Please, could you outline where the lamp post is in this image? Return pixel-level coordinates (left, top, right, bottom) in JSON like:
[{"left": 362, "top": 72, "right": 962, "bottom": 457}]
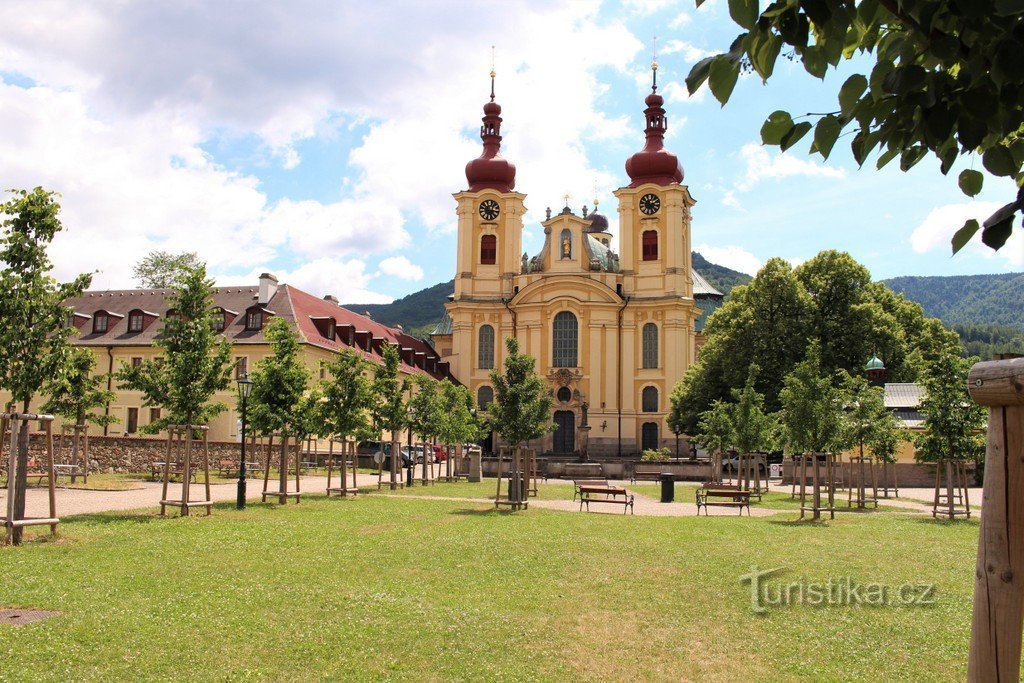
[
  {"left": 406, "top": 406, "right": 416, "bottom": 487},
  {"left": 236, "top": 375, "right": 253, "bottom": 510},
  {"left": 673, "top": 424, "right": 682, "bottom": 461}
]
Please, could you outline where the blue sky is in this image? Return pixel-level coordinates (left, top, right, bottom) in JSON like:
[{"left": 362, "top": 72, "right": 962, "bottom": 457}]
[{"left": 1, "top": 0, "right": 1020, "bottom": 304}]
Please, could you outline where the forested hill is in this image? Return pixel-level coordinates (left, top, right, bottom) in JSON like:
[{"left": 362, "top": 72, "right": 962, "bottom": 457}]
[
  {"left": 352, "top": 252, "right": 752, "bottom": 338},
  {"left": 883, "top": 272, "right": 1024, "bottom": 330}
]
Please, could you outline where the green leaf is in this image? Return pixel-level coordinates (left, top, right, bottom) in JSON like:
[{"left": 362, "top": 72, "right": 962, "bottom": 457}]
[
  {"left": 728, "top": 0, "right": 759, "bottom": 29},
  {"left": 983, "top": 146, "right": 1018, "bottom": 177},
  {"left": 982, "top": 216, "right": 1015, "bottom": 250},
  {"left": 882, "top": 65, "right": 926, "bottom": 95},
  {"left": 708, "top": 55, "right": 740, "bottom": 106},
  {"left": 951, "top": 219, "right": 980, "bottom": 254},
  {"left": 813, "top": 116, "right": 842, "bottom": 159},
  {"left": 761, "top": 110, "right": 794, "bottom": 146},
  {"left": 685, "top": 56, "right": 715, "bottom": 96},
  {"left": 750, "top": 31, "right": 783, "bottom": 81},
  {"left": 780, "top": 121, "right": 812, "bottom": 152},
  {"left": 875, "top": 147, "right": 899, "bottom": 169},
  {"left": 838, "top": 74, "right": 868, "bottom": 115},
  {"left": 958, "top": 169, "right": 984, "bottom": 197},
  {"left": 802, "top": 46, "right": 827, "bottom": 79}
]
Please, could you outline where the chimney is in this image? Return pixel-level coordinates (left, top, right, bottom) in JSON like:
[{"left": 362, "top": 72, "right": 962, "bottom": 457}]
[
  {"left": 323, "top": 294, "right": 339, "bottom": 304},
  {"left": 258, "top": 273, "right": 278, "bottom": 304}
]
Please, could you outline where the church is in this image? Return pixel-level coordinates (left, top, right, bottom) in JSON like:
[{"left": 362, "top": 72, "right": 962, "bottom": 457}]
[{"left": 431, "top": 64, "right": 723, "bottom": 457}]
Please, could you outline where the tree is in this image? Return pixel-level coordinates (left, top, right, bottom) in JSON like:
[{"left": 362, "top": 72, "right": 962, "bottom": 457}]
[
  {"left": 247, "top": 317, "right": 310, "bottom": 438},
  {"left": 914, "top": 348, "right": 987, "bottom": 464},
  {"left": 408, "top": 374, "right": 445, "bottom": 483},
  {"left": 841, "top": 374, "right": 906, "bottom": 461},
  {"left": 729, "top": 366, "right": 781, "bottom": 455},
  {"left": 42, "top": 348, "right": 118, "bottom": 481},
  {"left": 133, "top": 250, "right": 203, "bottom": 289},
  {"left": 315, "top": 348, "right": 373, "bottom": 444},
  {"left": 370, "top": 342, "right": 409, "bottom": 487},
  {"left": 0, "top": 187, "right": 92, "bottom": 544},
  {"left": 116, "top": 265, "right": 233, "bottom": 430},
  {"left": 779, "top": 344, "right": 849, "bottom": 454},
  {"left": 692, "top": 399, "right": 735, "bottom": 480},
  {"left": 687, "top": 0, "right": 1024, "bottom": 252},
  {"left": 488, "top": 337, "right": 553, "bottom": 449},
  {"left": 670, "top": 250, "right": 951, "bottom": 432}
]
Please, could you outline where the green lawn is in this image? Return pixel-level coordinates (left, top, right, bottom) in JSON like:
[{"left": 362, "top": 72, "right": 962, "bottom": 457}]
[{"left": 0, "top": 494, "right": 978, "bottom": 681}]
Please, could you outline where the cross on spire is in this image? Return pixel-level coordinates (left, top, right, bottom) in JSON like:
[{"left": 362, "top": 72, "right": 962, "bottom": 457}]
[
  {"left": 490, "top": 45, "right": 496, "bottom": 101},
  {"left": 651, "top": 35, "right": 659, "bottom": 92}
]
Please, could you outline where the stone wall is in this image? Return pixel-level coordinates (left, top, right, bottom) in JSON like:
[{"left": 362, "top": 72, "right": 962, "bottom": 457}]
[{"left": 2, "top": 433, "right": 244, "bottom": 473}]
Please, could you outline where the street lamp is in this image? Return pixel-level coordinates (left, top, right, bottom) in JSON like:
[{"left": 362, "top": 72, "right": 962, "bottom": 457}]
[
  {"left": 672, "top": 424, "right": 682, "bottom": 461},
  {"left": 406, "top": 405, "right": 416, "bottom": 487},
  {"left": 236, "top": 374, "right": 253, "bottom": 510}
]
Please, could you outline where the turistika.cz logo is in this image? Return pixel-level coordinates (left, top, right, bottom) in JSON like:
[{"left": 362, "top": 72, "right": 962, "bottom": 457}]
[{"left": 739, "top": 566, "right": 937, "bottom": 614}]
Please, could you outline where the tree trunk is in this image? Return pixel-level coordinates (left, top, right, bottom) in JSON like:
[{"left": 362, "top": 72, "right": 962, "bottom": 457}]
[{"left": 13, "top": 400, "right": 30, "bottom": 545}]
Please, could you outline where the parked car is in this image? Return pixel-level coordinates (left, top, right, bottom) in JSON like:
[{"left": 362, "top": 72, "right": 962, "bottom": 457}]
[{"left": 373, "top": 443, "right": 412, "bottom": 469}]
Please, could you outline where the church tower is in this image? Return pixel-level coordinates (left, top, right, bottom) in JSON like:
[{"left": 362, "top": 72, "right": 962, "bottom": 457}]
[
  {"left": 452, "top": 70, "right": 526, "bottom": 301},
  {"left": 446, "top": 71, "right": 526, "bottom": 392}
]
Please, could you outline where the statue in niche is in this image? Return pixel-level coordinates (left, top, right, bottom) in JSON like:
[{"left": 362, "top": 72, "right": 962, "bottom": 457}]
[{"left": 561, "top": 232, "right": 571, "bottom": 259}]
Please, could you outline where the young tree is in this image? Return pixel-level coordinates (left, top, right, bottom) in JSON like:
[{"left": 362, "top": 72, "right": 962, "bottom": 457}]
[
  {"left": 842, "top": 374, "right": 905, "bottom": 460},
  {"left": 779, "top": 344, "right": 849, "bottom": 454},
  {"left": 693, "top": 399, "right": 734, "bottom": 481},
  {"left": 687, "top": 0, "right": 1024, "bottom": 252},
  {"left": 315, "top": 348, "right": 372, "bottom": 445},
  {"left": 729, "top": 365, "right": 779, "bottom": 455},
  {"left": 370, "top": 342, "right": 409, "bottom": 489},
  {"left": 488, "top": 337, "right": 553, "bottom": 449},
  {"left": 133, "top": 250, "right": 202, "bottom": 289},
  {"left": 42, "top": 348, "right": 118, "bottom": 479},
  {"left": 408, "top": 375, "right": 444, "bottom": 484},
  {"left": 0, "top": 187, "right": 91, "bottom": 544},
  {"left": 914, "top": 349, "right": 987, "bottom": 464},
  {"left": 437, "top": 380, "right": 484, "bottom": 478},
  {"left": 117, "top": 265, "right": 233, "bottom": 430}
]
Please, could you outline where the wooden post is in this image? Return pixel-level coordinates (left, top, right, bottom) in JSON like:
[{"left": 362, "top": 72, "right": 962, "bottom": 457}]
[
  {"left": 4, "top": 416, "right": 15, "bottom": 544},
  {"left": 45, "top": 421, "right": 57, "bottom": 534},
  {"left": 967, "top": 357, "right": 1024, "bottom": 682}
]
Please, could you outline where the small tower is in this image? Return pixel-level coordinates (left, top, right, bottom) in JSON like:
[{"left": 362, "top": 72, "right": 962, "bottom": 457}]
[
  {"left": 865, "top": 354, "right": 886, "bottom": 386},
  {"left": 583, "top": 197, "right": 613, "bottom": 248}
]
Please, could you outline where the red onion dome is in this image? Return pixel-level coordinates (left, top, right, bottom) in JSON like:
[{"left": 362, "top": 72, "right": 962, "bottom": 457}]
[
  {"left": 465, "top": 79, "right": 516, "bottom": 193},
  {"left": 625, "top": 82, "right": 683, "bottom": 188}
]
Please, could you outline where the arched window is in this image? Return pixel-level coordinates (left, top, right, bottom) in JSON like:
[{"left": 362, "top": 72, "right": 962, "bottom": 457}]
[
  {"left": 642, "top": 230, "right": 658, "bottom": 261},
  {"left": 477, "top": 385, "right": 494, "bottom": 410},
  {"left": 93, "top": 311, "right": 109, "bottom": 334},
  {"left": 642, "top": 323, "right": 658, "bottom": 369},
  {"left": 642, "top": 386, "right": 659, "bottom": 412},
  {"left": 127, "top": 309, "right": 144, "bottom": 333},
  {"left": 478, "top": 325, "right": 494, "bottom": 369},
  {"left": 552, "top": 311, "right": 578, "bottom": 368},
  {"left": 641, "top": 422, "right": 659, "bottom": 451},
  {"left": 480, "top": 234, "right": 497, "bottom": 265}
]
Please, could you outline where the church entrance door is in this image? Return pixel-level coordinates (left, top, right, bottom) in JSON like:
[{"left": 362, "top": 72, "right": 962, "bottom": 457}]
[{"left": 553, "top": 411, "right": 575, "bottom": 454}]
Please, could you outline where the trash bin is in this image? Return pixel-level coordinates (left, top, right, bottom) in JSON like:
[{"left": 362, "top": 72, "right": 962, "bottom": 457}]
[{"left": 659, "top": 472, "right": 674, "bottom": 503}]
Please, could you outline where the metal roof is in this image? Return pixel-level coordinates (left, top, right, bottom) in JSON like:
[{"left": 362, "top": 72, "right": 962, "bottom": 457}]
[{"left": 884, "top": 383, "right": 925, "bottom": 409}]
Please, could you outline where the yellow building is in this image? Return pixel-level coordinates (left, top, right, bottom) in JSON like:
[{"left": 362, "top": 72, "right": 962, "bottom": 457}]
[
  {"left": 2, "top": 273, "right": 452, "bottom": 442},
  {"left": 432, "top": 70, "right": 722, "bottom": 457}
]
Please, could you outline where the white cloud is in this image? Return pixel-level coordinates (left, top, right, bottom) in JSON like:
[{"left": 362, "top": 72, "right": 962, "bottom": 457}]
[
  {"left": 662, "top": 81, "right": 707, "bottom": 105},
  {"left": 910, "top": 201, "right": 1023, "bottom": 268},
  {"left": 622, "top": 0, "right": 674, "bottom": 15},
  {"left": 720, "top": 190, "right": 743, "bottom": 211},
  {"left": 378, "top": 256, "right": 424, "bottom": 281},
  {"left": 668, "top": 12, "right": 693, "bottom": 28},
  {"left": 695, "top": 243, "right": 762, "bottom": 276},
  {"left": 216, "top": 258, "right": 393, "bottom": 304},
  {"left": 660, "top": 40, "right": 713, "bottom": 62},
  {"left": 736, "top": 143, "right": 846, "bottom": 192}
]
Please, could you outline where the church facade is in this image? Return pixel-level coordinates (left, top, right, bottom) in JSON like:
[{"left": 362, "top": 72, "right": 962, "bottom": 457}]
[{"left": 432, "top": 68, "right": 721, "bottom": 457}]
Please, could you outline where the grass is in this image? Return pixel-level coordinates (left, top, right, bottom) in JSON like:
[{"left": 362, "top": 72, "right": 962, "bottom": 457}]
[{"left": 0, "top": 491, "right": 979, "bottom": 681}]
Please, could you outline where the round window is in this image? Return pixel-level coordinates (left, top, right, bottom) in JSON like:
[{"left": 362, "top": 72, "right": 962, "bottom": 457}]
[{"left": 557, "top": 387, "right": 572, "bottom": 403}]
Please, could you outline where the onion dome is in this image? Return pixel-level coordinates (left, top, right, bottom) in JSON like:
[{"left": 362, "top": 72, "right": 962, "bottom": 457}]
[
  {"left": 465, "top": 70, "right": 516, "bottom": 193},
  {"left": 584, "top": 197, "right": 610, "bottom": 234},
  {"left": 625, "top": 61, "right": 684, "bottom": 188},
  {"left": 865, "top": 355, "right": 885, "bottom": 371}
]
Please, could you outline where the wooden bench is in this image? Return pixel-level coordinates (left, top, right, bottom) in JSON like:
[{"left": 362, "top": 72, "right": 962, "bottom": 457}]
[
  {"left": 630, "top": 467, "right": 665, "bottom": 484},
  {"left": 576, "top": 480, "right": 635, "bottom": 515},
  {"left": 696, "top": 485, "right": 751, "bottom": 516},
  {"left": 573, "top": 479, "right": 609, "bottom": 501},
  {"left": 150, "top": 461, "right": 198, "bottom": 482}
]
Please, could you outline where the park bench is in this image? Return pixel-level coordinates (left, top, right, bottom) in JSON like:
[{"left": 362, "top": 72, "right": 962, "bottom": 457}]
[
  {"left": 575, "top": 479, "right": 635, "bottom": 515},
  {"left": 630, "top": 466, "right": 665, "bottom": 484},
  {"left": 695, "top": 484, "right": 751, "bottom": 516},
  {"left": 150, "top": 460, "right": 197, "bottom": 482}
]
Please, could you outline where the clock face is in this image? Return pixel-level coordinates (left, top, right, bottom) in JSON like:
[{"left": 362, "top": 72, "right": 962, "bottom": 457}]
[
  {"left": 639, "top": 193, "right": 661, "bottom": 215},
  {"left": 479, "top": 199, "right": 500, "bottom": 221}
]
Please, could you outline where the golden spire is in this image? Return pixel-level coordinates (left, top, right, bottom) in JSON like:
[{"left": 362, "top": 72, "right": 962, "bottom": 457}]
[
  {"left": 651, "top": 36, "right": 659, "bottom": 92},
  {"left": 490, "top": 45, "right": 496, "bottom": 101}
]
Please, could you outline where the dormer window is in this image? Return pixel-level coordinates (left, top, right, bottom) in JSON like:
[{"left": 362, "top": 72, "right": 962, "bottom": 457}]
[
  {"left": 211, "top": 308, "right": 226, "bottom": 332},
  {"left": 246, "top": 310, "right": 263, "bottom": 331},
  {"left": 127, "top": 310, "right": 144, "bottom": 333},
  {"left": 327, "top": 319, "right": 336, "bottom": 340},
  {"left": 93, "top": 311, "right": 109, "bottom": 334}
]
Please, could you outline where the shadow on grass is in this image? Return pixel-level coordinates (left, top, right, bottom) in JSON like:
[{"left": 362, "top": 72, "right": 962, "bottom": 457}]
[
  {"left": 767, "top": 517, "right": 833, "bottom": 527},
  {"left": 63, "top": 511, "right": 158, "bottom": 525},
  {"left": 913, "top": 516, "right": 978, "bottom": 527},
  {"left": 448, "top": 507, "right": 518, "bottom": 517}
]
